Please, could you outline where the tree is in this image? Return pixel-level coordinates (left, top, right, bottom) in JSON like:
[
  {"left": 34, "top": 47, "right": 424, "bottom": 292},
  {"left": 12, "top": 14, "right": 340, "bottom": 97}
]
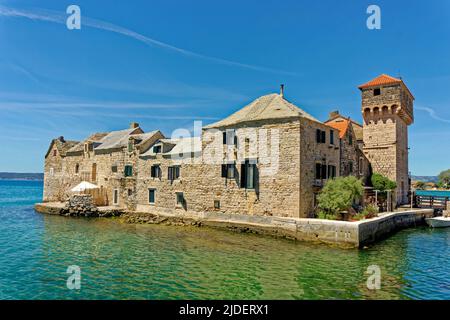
[
  {"left": 317, "top": 176, "right": 364, "bottom": 218},
  {"left": 438, "top": 169, "right": 450, "bottom": 189},
  {"left": 415, "top": 181, "right": 426, "bottom": 190},
  {"left": 371, "top": 173, "right": 397, "bottom": 192}
]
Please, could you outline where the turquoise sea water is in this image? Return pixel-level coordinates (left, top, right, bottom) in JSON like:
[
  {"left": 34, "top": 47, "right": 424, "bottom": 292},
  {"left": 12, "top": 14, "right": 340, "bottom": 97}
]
[
  {"left": 0, "top": 180, "right": 449, "bottom": 300},
  {"left": 416, "top": 190, "right": 450, "bottom": 197}
]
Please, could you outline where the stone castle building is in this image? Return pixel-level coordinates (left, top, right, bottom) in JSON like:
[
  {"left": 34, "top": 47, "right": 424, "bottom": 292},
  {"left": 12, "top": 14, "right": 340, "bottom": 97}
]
[{"left": 42, "top": 74, "right": 414, "bottom": 218}]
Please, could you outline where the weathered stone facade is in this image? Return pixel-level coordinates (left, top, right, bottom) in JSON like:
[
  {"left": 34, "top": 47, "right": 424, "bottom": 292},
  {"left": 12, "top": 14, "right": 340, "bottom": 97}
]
[
  {"left": 41, "top": 75, "right": 413, "bottom": 218},
  {"left": 359, "top": 75, "right": 414, "bottom": 205}
]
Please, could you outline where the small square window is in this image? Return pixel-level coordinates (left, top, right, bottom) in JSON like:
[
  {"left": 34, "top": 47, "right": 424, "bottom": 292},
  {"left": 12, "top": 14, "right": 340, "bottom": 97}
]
[
  {"left": 176, "top": 192, "right": 185, "bottom": 206},
  {"left": 374, "top": 88, "right": 381, "bottom": 96},
  {"left": 111, "top": 165, "right": 118, "bottom": 173},
  {"left": 214, "top": 200, "right": 220, "bottom": 209},
  {"left": 128, "top": 189, "right": 133, "bottom": 196},
  {"left": 153, "top": 145, "right": 162, "bottom": 154}
]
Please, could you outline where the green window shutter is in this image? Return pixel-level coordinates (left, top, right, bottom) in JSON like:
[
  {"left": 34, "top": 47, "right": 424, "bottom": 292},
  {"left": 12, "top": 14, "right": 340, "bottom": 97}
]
[{"left": 125, "top": 165, "right": 132, "bottom": 177}]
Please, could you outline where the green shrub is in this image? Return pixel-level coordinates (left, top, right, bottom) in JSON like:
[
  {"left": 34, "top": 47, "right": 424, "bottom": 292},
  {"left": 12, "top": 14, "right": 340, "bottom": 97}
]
[
  {"left": 317, "top": 211, "right": 339, "bottom": 220},
  {"left": 371, "top": 173, "right": 397, "bottom": 192},
  {"left": 361, "top": 204, "right": 379, "bottom": 219},
  {"left": 317, "top": 176, "right": 364, "bottom": 219}
]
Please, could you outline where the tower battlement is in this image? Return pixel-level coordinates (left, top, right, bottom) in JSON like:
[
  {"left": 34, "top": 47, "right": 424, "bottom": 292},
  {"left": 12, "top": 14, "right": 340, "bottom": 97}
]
[{"left": 359, "top": 74, "right": 414, "bottom": 205}]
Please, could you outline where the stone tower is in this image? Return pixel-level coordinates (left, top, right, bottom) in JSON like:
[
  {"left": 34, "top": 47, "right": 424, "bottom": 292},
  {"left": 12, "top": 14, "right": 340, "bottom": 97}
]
[{"left": 359, "top": 74, "right": 414, "bottom": 205}]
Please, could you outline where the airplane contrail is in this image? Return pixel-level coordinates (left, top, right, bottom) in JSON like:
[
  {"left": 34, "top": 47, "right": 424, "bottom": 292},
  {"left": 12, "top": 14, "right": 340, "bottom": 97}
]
[
  {"left": 416, "top": 106, "right": 450, "bottom": 124},
  {"left": 0, "top": 5, "right": 298, "bottom": 76}
]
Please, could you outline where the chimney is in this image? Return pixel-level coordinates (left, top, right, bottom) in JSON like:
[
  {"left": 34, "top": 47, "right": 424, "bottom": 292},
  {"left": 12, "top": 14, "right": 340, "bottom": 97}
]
[
  {"left": 58, "top": 136, "right": 65, "bottom": 143},
  {"left": 130, "top": 122, "right": 139, "bottom": 129},
  {"left": 329, "top": 110, "right": 340, "bottom": 119},
  {"left": 280, "top": 84, "right": 285, "bottom": 97}
]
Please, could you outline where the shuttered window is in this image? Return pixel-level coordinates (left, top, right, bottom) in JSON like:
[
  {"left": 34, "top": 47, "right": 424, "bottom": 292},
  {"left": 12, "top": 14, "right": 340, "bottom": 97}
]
[
  {"left": 176, "top": 192, "right": 185, "bottom": 206},
  {"left": 223, "top": 130, "right": 237, "bottom": 145},
  {"left": 327, "top": 165, "right": 336, "bottom": 179},
  {"left": 240, "top": 160, "right": 257, "bottom": 189},
  {"left": 168, "top": 166, "right": 180, "bottom": 180},
  {"left": 316, "top": 129, "right": 327, "bottom": 144},
  {"left": 321, "top": 164, "right": 327, "bottom": 180},
  {"left": 221, "top": 163, "right": 235, "bottom": 179},
  {"left": 124, "top": 165, "right": 133, "bottom": 177},
  {"left": 151, "top": 165, "right": 161, "bottom": 178},
  {"left": 315, "top": 163, "right": 322, "bottom": 179}
]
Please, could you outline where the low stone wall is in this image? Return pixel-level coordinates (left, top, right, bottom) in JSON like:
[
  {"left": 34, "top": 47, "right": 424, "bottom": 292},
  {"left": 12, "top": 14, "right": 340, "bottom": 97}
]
[
  {"left": 357, "top": 209, "right": 434, "bottom": 246},
  {"left": 35, "top": 202, "right": 433, "bottom": 248},
  {"left": 34, "top": 201, "right": 123, "bottom": 218},
  {"left": 123, "top": 208, "right": 434, "bottom": 248},
  {"left": 61, "top": 195, "right": 98, "bottom": 217}
]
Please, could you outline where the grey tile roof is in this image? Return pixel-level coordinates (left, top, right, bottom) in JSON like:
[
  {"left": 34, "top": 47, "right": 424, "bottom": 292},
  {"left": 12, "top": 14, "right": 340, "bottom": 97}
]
[
  {"left": 95, "top": 128, "right": 141, "bottom": 151},
  {"left": 67, "top": 132, "right": 109, "bottom": 153},
  {"left": 204, "top": 93, "right": 319, "bottom": 129}
]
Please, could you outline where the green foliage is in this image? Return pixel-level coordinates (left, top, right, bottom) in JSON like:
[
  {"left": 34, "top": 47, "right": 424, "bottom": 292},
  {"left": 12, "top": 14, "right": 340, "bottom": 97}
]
[
  {"left": 317, "top": 211, "right": 339, "bottom": 220},
  {"left": 361, "top": 204, "right": 379, "bottom": 218},
  {"left": 438, "top": 169, "right": 450, "bottom": 189},
  {"left": 415, "top": 181, "right": 426, "bottom": 190},
  {"left": 317, "top": 176, "right": 364, "bottom": 217},
  {"left": 371, "top": 173, "right": 397, "bottom": 192}
]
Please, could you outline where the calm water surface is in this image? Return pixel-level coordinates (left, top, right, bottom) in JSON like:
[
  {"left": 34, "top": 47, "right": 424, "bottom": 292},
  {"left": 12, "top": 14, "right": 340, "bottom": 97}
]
[{"left": 0, "top": 180, "right": 449, "bottom": 300}]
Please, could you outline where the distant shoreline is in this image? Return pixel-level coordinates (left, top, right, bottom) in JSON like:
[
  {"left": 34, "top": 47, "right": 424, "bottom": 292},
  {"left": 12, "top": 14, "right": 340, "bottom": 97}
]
[
  {"left": 0, "top": 173, "right": 44, "bottom": 181},
  {"left": 0, "top": 178, "right": 43, "bottom": 181}
]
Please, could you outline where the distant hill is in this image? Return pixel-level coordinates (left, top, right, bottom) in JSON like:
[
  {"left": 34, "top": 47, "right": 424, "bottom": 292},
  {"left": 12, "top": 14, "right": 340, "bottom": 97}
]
[
  {"left": 0, "top": 172, "right": 44, "bottom": 181},
  {"left": 411, "top": 176, "right": 439, "bottom": 183}
]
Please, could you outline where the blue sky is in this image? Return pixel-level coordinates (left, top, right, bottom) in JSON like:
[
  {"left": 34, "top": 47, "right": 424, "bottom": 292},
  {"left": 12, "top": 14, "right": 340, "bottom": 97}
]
[{"left": 0, "top": 0, "right": 449, "bottom": 175}]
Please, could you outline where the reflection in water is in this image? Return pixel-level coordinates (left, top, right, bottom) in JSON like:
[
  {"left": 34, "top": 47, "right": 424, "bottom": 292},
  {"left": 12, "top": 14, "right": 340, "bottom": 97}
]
[{"left": 0, "top": 180, "right": 449, "bottom": 299}]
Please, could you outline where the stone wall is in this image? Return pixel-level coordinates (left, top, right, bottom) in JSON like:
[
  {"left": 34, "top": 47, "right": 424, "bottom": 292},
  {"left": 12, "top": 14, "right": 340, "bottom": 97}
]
[
  {"left": 43, "top": 143, "right": 67, "bottom": 202},
  {"left": 136, "top": 119, "right": 304, "bottom": 218},
  {"left": 299, "top": 118, "right": 340, "bottom": 217},
  {"left": 361, "top": 83, "right": 413, "bottom": 205},
  {"left": 61, "top": 194, "right": 98, "bottom": 217}
]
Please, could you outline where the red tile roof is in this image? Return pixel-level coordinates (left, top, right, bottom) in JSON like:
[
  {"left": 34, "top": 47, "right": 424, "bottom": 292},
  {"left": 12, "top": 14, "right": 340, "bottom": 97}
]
[
  {"left": 358, "top": 74, "right": 402, "bottom": 89},
  {"left": 326, "top": 119, "right": 350, "bottom": 139}
]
